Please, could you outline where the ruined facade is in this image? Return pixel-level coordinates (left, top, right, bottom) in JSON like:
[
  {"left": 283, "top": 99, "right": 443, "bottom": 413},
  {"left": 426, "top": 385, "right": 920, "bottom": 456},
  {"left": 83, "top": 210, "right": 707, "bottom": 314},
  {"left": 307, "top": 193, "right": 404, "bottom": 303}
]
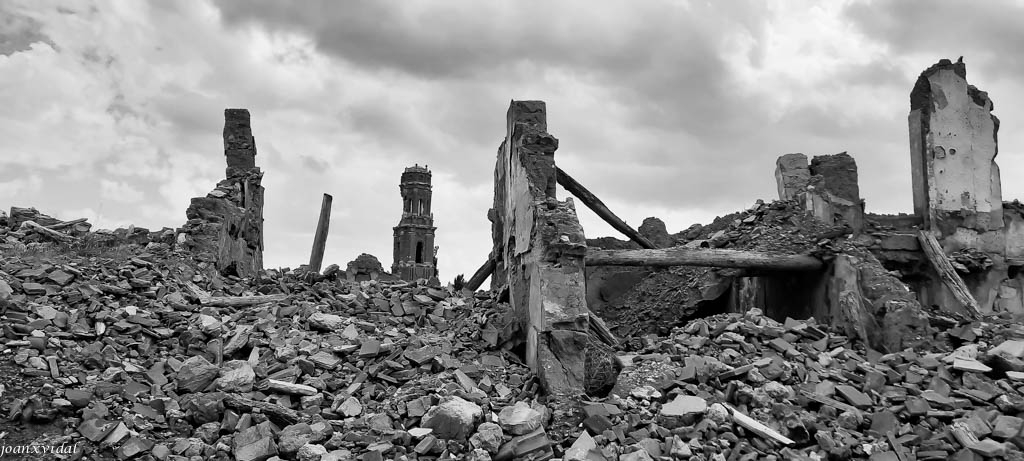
[
  {"left": 830, "top": 59, "right": 1024, "bottom": 316},
  {"left": 177, "top": 109, "right": 264, "bottom": 278},
  {"left": 392, "top": 165, "right": 437, "bottom": 281},
  {"left": 772, "top": 59, "right": 1024, "bottom": 321}
]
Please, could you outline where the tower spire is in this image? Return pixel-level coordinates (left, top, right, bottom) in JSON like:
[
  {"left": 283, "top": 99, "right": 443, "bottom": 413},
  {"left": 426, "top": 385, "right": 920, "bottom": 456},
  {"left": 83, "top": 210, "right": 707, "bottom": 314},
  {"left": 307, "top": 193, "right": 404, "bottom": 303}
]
[{"left": 392, "top": 165, "right": 437, "bottom": 280}]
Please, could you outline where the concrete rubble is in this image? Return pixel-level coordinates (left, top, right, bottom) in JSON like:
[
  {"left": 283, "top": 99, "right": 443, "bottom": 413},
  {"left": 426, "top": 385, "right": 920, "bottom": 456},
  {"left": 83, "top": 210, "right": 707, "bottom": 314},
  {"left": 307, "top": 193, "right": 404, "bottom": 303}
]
[{"left": 3, "top": 57, "right": 1024, "bottom": 461}]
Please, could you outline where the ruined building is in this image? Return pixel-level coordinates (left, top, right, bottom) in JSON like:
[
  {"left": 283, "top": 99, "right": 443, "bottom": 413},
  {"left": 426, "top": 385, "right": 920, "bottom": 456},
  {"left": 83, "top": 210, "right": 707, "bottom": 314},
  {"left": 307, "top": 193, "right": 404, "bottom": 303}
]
[
  {"left": 478, "top": 58, "right": 1024, "bottom": 406},
  {"left": 177, "top": 109, "right": 265, "bottom": 277},
  {"left": 392, "top": 165, "right": 437, "bottom": 281},
  {"left": 774, "top": 59, "right": 1024, "bottom": 319}
]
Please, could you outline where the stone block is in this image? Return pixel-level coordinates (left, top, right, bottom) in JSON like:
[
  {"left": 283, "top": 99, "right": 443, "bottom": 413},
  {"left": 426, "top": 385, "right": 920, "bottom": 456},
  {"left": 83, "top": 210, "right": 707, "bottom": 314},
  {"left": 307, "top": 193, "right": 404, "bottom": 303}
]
[{"left": 775, "top": 153, "right": 810, "bottom": 200}]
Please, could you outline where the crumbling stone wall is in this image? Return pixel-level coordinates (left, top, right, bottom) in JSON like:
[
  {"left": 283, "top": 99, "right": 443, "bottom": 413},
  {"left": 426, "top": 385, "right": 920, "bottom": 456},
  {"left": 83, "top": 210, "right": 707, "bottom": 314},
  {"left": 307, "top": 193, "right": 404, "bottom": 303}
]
[
  {"left": 488, "top": 101, "right": 591, "bottom": 397},
  {"left": 347, "top": 253, "right": 395, "bottom": 282},
  {"left": 177, "top": 109, "right": 264, "bottom": 278},
  {"left": 774, "top": 152, "right": 864, "bottom": 233},
  {"left": 830, "top": 251, "right": 931, "bottom": 352},
  {"left": 775, "top": 153, "right": 810, "bottom": 201},
  {"left": 773, "top": 155, "right": 930, "bottom": 351}
]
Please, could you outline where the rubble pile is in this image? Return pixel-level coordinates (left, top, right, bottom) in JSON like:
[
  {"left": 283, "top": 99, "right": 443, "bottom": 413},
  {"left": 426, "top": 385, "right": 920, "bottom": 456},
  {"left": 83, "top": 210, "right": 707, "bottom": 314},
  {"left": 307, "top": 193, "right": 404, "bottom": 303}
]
[
  {"left": 591, "top": 200, "right": 848, "bottom": 337},
  {"left": 0, "top": 207, "right": 175, "bottom": 256},
  {"left": 0, "top": 225, "right": 567, "bottom": 461},
  {"left": 580, "top": 307, "right": 1024, "bottom": 460}
]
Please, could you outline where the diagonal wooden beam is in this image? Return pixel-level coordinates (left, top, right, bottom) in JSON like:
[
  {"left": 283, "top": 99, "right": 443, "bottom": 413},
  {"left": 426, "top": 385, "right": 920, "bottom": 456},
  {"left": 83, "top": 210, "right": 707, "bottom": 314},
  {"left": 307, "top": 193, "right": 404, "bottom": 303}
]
[
  {"left": 465, "top": 258, "right": 496, "bottom": 291},
  {"left": 917, "top": 230, "right": 982, "bottom": 319},
  {"left": 555, "top": 166, "right": 657, "bottom": 249}
]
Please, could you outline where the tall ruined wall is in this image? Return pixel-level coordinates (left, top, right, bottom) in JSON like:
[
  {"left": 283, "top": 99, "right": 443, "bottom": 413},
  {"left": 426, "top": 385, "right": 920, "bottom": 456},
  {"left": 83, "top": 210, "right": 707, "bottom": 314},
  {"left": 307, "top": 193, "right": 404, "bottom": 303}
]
[
  {"left": 904, "top": 59, "right": 1024, "bottom": 315},
  {"left": 488, "top": 101, "right": 591, "bottom": 397},
  {"left": 177, "top": 109, "right": 264, "bottom": 278},
  {"left": 910, "top": 58, "right": 1002, "bottom": 240}
]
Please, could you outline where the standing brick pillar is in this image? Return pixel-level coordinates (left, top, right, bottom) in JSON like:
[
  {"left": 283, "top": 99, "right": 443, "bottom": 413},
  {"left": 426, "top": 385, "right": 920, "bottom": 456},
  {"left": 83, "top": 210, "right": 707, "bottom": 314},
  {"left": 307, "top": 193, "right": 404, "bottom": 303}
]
[
  {"left": 224, "top": 109, "right": 257, "bottom": 177},
  {"left": 179, "top": 109, "right": 265, "bottom": 278}
]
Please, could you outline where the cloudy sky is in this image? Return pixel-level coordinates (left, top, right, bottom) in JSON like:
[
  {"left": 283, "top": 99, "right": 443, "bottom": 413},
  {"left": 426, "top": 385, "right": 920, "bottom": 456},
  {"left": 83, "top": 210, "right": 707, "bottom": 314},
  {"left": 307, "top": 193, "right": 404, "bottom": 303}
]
[{"left": 3, "top": 1, "right": 1024, "bottom": 279}]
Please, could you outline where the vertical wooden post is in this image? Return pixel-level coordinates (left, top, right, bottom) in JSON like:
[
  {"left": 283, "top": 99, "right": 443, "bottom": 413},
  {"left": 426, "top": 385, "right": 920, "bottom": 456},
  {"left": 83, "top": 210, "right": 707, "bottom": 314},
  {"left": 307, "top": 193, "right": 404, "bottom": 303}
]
[{"left": 309, "top": 193, "right": 333, "bottom": 273}]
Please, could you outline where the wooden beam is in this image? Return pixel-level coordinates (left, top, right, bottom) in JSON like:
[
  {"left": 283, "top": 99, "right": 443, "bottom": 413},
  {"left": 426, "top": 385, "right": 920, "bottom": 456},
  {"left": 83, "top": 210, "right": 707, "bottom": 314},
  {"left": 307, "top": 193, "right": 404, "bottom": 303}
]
[
  {"left": 589, "top": 313, "right": 618, "bottom": 347},
  {"left": 917, "top": 230, "right": 983, "bottom": 319},
  {"left": 182, "top": 280, "right": 288, "bottom": 307},
  {"left": 201, "top": 293, "right": 289, "bottom": 308},
  {"left": 465, "top": 258, "right": 496, "bottom": 291},
  {"left": 555, "top": 167, "right": 657, "bottom": 249},
  {"left": 308, "top": 193, "right": 333, "bottom": 273},
  {"left": 19, "top": 220, "right": 77, "bottom": 243},
  {"left": 585, "top": 247, "right": 824, "bottom": 271},
  {"left": 223, "top": 394, "right": 302, "bottom": 426},
  {"left": 46, "top": 218, "right": 88, "bottom": 230},
  {"left": 723, "top": 403, "right": 794, "bottom": 445}
]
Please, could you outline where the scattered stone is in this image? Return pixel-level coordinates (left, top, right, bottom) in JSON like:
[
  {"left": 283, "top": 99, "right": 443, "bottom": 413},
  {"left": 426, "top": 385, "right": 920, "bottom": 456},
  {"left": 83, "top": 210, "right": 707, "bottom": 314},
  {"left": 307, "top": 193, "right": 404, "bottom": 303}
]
[
  {"left": 215, "top": 360, "right": 255, "bottom": 392},
  {"left": 658, "top": 395, "right": 707, "bottom": 428},
  {"left": 176, "top": 356, "right": 219, "bottom": 393},
  {"left": 421, "top": 396, "right": 483, "bottom": 440},
  {"left": 470, "top": 422, "right": 504, "bottom": 454},
  {"left": 498, "top": 401, "right": 544, "bottom": 435}
]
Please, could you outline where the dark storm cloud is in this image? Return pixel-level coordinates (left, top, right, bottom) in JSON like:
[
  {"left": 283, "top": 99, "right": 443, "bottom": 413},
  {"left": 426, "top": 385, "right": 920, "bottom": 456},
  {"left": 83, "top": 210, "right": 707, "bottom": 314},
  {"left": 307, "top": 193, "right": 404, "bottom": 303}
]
[
  {"left": 843, "top": 0, "right": 1024, "bottom": 79},
  {"left": 210, "top": 0, "right": 946, "bottom": 221},
  {"left": 215, "top": 0, "right": 768, "bottom": 141},
  {"left": 216, "top": 1, "right": 739, "bottom": 79},
  {"left": 214, "top": 0, "right": 784, "bottom": 214},
  {"left": 0, "top": 6, "right": 54, "bottom": 56}
]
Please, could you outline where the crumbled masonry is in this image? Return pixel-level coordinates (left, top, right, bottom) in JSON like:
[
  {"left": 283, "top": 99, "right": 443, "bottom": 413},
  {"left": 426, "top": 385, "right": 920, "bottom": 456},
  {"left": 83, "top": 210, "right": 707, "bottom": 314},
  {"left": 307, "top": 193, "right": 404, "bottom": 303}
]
[
  {"left": 5, "top": 58, "right": 1024, "bottom": 461},
  {"left": 178, "top": 109, "right": 265, "bottom": 279}
]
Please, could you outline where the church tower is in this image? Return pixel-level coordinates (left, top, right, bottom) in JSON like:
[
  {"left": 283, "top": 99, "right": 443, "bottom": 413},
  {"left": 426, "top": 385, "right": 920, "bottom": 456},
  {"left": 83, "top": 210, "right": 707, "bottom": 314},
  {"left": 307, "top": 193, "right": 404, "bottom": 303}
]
[{"left": 392, "top": 165, "right": 437, "bottom": 280}]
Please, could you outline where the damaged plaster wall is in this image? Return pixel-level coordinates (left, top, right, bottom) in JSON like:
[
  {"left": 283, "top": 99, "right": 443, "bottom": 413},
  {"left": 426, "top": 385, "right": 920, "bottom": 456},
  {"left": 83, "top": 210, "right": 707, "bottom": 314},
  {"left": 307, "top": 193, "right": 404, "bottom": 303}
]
[
  {"left": 177, "top": 109, "right": 265, "bottom": 278},
  {"left": 910, "top": 58, "right": 1002, "bottom": 239}
]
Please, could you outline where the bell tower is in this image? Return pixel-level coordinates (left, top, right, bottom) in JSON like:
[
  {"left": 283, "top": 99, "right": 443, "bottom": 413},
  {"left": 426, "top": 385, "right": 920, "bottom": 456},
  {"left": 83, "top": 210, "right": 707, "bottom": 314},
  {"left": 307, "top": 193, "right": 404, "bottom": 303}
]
[{"left": 392, "top": 165, "right": 437, "bottom": 280}]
